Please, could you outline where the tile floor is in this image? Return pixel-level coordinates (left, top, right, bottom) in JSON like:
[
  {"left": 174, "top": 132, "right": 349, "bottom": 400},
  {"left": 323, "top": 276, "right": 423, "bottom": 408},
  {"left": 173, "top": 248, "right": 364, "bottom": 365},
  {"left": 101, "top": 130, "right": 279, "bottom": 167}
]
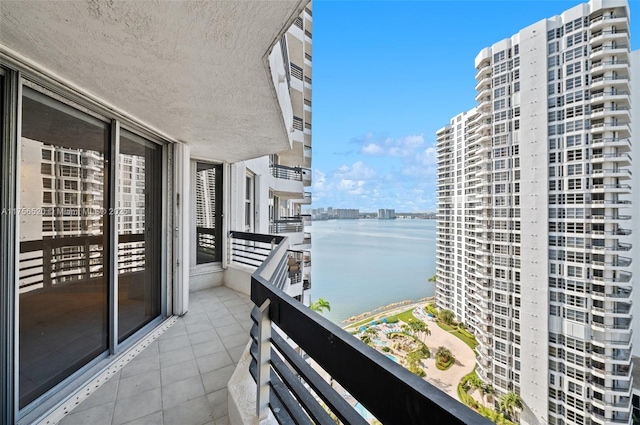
[{"left": 59, "top": 286, "right": 254, "bottom": 425}]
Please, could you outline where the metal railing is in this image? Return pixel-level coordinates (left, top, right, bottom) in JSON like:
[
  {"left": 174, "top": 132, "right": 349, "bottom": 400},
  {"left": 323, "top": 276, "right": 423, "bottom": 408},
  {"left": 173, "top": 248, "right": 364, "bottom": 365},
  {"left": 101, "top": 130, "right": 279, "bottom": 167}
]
[
  {"left": 270, "top": 218, "right": 304, "bottom": 234},
  {"left": 248, "top": 234, "right": 492, "bottom": 424},
  {"left": 294, "top": 17, "right": 303, "bottom": 30},
  {"left": 270, "top": 163, "right": 302, "bottom": 181},
  {"left": 290, "top": 62, "right": 303, "bottom": 81},
  {"left": 197, "top": 226, "right": 220, "bottom": 262},
  {"left": 229, "top": 231, "right": 285, "bottom": 270},
  {"left": 287, "top": 250, "right": 303, "bottom": 285}
]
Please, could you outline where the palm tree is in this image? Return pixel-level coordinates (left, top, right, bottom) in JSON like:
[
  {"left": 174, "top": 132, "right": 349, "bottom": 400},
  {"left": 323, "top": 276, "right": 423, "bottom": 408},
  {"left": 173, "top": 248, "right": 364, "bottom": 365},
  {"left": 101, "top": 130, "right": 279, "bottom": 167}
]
[
  {"left": 310, "top": 298, "right": 331, "bottom": 314},
  {"left": 360, "top": 334, "right": 372, "bottom": 346},
  {"left": 466, "top": 374, "right": 483, "bottom": 392},
  {"left": 499, "top": 391, "right": 523, "bottom": 420},
  {"left": 428, "top": 274, "right": 437, "bottom": 283},
  {"left": 408, "top": 320, "right": 431, "bottom": 343},
  {"left": 438, "top": 309, "right": 455, "bottom": 326},
  {"left": 436, "top": 346, "right": 452, "bottom": 362},
  {"left": 365, "top": 327, "right": 378, "bottom": 337},
  {"left": 480, "top": 384, "right": 495, "bottom": 406}
]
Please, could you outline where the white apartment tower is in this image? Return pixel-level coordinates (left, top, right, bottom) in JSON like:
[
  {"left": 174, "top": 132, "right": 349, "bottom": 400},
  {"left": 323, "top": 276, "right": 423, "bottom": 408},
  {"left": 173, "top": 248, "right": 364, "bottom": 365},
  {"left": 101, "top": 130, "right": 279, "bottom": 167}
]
[{"left": 436, "top": 1, "right": 634, "bottom": 424}]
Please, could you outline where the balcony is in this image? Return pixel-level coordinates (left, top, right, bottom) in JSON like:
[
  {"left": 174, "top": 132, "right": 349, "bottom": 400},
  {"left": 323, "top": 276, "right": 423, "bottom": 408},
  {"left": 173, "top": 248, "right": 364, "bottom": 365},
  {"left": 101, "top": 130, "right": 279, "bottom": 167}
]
[
  {"left": 589, "top": 13, "right": 628, "bottom": 31},
  {"left": 590, "top": 29, "right": 628, "bottom": 44},
  {"left": 590, "top": 59, "right": 628, "bottom": 74},
  {"left": 270, "top": 164, "right": 302, "bottom": 181},
  {"left": 246, "top": 234, "right": 492, "bottom": 425},
  {"left": 270, "top": 217, "right": 304, "bottom": 234},
  {"left": 590, "top": 44, "right": 629, "bottom": 61},
  {"left": 58, "top": 284, "right": 255, "bottom": 425}
]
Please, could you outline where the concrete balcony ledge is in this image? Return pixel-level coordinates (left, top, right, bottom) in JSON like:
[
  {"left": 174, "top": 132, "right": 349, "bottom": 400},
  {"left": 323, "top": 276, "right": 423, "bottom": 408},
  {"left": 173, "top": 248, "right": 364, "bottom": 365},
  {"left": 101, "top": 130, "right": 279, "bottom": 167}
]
[
  {"left": 57, "top": 286, "right": 254, "bottom": 425},
  {"left": 227, "top": 345, "right": 277, "bottom": 425}
]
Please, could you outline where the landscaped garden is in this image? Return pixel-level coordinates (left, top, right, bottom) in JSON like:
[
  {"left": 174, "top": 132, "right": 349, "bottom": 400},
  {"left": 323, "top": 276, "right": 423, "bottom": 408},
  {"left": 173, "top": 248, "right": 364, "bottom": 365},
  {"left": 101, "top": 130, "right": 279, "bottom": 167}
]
[
  {"left": 347, "top": 303, "right": 526, "bottom": 424},
  {"left": 458, "top": 369, "right": 521, "bottom": 424},
  {"left": 352, "top": 304, "right": 478, "bottom": 383}
]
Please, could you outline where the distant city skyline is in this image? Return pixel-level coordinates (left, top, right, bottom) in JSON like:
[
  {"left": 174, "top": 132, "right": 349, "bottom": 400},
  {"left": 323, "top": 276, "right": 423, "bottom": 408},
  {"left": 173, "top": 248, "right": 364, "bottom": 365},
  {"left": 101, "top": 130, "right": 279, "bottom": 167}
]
[{"left": 312, "top": 0, "right": 640, "bottom": 211}]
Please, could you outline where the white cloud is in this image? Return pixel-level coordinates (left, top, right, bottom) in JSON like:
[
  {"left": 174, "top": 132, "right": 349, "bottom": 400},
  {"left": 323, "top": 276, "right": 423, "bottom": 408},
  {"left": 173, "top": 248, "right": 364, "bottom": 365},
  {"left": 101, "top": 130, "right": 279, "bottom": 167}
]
[
  {"left": 335, "top": 161, "right": 377, "bottom": 180},
  {"left": 357, "top": 134, "right": 425, "bottom": 158},
  {"left": 311, "top": 133, "right": 439, "bottom": 211},
  {"left": 337, "top": 179, "right": 365, "bottom": 194},
  {"left": 361, "top": 143, "right": 384, "bottom": 155},
  {"left": 415, "top": 146, "right": 437, "bottom": 166},
  {"left": 313, "top": 169, "right": 330, "bottom": 192}
]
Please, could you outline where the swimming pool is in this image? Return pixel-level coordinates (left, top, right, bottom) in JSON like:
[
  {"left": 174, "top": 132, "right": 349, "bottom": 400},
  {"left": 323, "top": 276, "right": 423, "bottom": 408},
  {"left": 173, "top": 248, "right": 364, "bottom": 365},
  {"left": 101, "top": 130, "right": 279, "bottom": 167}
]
[
  {"left": 385, "top": 354, "right": 399, "bottom": 363},
  {"left": 354, "top": 402, "right": 376, "bottom": 420},
  {"left": 372, "top": 338, "right": 388, "bottom": 347}
]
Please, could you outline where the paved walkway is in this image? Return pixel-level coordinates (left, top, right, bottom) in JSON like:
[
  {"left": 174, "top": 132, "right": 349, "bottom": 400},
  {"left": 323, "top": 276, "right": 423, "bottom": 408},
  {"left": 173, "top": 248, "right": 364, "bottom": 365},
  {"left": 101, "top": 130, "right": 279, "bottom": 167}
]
[
  {"left": 419, "top": 319, "right": 475, "bottom": 401},
  {"left": 59, "top": 286, "right": 253, "bottom": 425}
]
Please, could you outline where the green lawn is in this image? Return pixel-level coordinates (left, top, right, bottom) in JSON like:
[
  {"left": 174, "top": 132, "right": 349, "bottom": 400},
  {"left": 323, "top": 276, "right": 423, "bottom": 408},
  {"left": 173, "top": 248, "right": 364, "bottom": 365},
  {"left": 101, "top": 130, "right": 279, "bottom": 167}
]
[
  {"left": 385, "top": 308, "right": 418, "bottom": 324},
  {"left": 436, "top": 322, "right": 478, "bottom": 350}
]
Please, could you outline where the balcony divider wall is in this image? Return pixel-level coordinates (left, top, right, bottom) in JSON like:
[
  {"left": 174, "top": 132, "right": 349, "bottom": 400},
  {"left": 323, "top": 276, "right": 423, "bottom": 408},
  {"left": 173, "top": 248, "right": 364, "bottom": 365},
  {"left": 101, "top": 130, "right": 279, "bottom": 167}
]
[{"left": 0, "top": 64, "right": 171, "bottom": 423}]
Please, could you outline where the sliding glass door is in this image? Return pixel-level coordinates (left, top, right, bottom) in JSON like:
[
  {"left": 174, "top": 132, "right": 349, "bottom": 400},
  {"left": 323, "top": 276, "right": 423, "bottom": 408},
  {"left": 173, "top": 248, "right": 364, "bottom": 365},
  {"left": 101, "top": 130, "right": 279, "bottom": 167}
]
[
  {"left": 15, "top": 83, "right": 166, "bottom": 409},
  {"left": 19, "top": 86, "right": 109, "bottom": 407},
  {"left": 117, "top": 130, "right": 162, "bottom": 341}
]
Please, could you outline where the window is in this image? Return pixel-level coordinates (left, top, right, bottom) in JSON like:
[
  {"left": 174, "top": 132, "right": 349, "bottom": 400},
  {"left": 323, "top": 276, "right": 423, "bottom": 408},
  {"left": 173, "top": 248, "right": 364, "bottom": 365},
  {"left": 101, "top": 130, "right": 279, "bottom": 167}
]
[
  {"left": 195, "top": 162, "right": 223, "bottom": 264},
  {"left": 245, "top": 173, "right": 255, "bottom": 231}
]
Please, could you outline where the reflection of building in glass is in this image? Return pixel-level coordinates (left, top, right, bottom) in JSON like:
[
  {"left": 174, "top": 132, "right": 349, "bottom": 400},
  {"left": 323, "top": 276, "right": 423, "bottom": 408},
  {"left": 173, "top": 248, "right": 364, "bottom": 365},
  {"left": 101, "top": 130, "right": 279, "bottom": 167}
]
[
  {"left": 20, "top": 138, "right": 150, "bottom": 293},
  {"left": 20, "top": 139, "right": 106, "bottom": 292},
  {"left": 117, "top": 154, "right": 146, "bottom": 234},
  {"left": 195, "top": 167, "right": 218, "bottom": 229}
]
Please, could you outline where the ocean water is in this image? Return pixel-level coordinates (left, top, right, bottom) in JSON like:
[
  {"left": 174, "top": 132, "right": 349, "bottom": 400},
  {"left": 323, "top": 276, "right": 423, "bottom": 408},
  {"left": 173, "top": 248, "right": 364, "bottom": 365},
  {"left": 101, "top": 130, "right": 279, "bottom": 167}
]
[{"left": 310, "top": 219, "right": 436, "bottom": 323}]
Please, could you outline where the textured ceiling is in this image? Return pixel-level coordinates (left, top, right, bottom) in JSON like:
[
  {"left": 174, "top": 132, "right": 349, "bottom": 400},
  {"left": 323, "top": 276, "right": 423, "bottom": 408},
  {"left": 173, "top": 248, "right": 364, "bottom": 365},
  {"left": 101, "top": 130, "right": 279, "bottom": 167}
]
[{"left": 1, "top": 0, "right": 303, "bottom": 162}]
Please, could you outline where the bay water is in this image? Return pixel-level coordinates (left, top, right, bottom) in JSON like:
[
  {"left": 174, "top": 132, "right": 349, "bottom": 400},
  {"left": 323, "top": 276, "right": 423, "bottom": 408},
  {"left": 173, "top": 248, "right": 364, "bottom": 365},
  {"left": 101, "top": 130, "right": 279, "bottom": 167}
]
[{"left": 309, "top": 219, "right": 436, "bottom": 323}]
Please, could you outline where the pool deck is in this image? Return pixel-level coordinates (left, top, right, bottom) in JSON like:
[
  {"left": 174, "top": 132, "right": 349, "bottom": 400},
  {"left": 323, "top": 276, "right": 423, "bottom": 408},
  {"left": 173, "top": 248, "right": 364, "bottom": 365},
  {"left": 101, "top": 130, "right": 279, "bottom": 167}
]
[{"left": 347, "top": 303, "right": 476, "bottom": 402}]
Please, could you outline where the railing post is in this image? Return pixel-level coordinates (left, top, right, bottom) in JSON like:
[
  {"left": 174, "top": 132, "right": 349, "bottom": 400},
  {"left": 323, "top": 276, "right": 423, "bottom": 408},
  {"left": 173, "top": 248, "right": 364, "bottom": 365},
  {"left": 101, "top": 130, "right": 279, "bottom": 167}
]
[
  {"left": 227, "top": 231, "right": 232, "bottom": 265},
  {"left": 256, "top": 299, "right": 271, "bottom": 420}
]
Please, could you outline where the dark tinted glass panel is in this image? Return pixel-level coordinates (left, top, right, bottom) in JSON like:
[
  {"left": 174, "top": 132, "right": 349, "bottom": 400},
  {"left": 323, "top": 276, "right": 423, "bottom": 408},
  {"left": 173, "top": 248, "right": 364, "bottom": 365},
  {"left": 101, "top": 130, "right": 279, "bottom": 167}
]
[
  {"left": 195, "top": 163, "right": 222, "bottom": 264},
  {"left": 19, "top": 86, "right": 108, "bottom": 408},
  {"left": 117, "top": 130, "right": 162, "bottom": 342}
]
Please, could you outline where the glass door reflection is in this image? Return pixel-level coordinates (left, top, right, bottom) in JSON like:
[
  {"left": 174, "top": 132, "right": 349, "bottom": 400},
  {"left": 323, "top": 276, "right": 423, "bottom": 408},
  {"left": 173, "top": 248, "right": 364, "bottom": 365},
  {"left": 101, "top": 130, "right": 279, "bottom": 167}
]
[
  {"left": 18, "top": 86, "right": 109, "bottom": 407},
  {"left": 117, "top": 130, "right": 162, "bottom": 342}
]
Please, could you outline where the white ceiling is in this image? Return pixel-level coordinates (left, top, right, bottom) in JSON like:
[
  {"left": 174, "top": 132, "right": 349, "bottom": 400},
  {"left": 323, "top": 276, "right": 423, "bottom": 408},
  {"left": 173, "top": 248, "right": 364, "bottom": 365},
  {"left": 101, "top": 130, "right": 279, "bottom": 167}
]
[{"left": 1, "top": 0, "right": 305, "bottom": 162}]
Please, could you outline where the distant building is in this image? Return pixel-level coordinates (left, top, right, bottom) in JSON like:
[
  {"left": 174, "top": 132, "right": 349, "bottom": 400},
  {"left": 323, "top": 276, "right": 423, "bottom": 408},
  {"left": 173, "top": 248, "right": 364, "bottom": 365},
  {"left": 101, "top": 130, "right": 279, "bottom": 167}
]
[
  {"left": 335, "top": 208, "right": 359, "bottom": 219},
  {"left": 378, "top": 209, "right": 396, "bottom": 219}
]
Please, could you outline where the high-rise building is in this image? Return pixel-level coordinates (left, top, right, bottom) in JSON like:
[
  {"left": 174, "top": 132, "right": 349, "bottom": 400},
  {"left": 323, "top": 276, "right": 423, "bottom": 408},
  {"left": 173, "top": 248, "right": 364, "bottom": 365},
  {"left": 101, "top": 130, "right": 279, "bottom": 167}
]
[
  {"left": 437, "top": 1, "right": 634, "bottom": 424},
  {"left": 335, "top": 208, "right": 359, "bottom": 219},
  {"left": 378, "top": 208, "right": 396, "bottom": 219}
]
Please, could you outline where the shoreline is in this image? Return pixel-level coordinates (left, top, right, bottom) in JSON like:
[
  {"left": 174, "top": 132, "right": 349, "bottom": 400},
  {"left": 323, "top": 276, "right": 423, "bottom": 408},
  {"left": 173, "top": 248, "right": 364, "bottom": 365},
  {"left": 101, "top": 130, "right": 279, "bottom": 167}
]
[{"left": 341, "top": 296, "right": 436, "bottom": 327}]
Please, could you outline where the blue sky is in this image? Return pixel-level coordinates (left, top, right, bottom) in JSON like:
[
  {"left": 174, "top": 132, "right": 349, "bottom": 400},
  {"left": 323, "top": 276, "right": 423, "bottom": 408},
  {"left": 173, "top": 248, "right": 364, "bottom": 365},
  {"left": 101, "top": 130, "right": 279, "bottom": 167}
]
[{"left": 311, "top": 0, "right": 639, "bottom": 212}]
